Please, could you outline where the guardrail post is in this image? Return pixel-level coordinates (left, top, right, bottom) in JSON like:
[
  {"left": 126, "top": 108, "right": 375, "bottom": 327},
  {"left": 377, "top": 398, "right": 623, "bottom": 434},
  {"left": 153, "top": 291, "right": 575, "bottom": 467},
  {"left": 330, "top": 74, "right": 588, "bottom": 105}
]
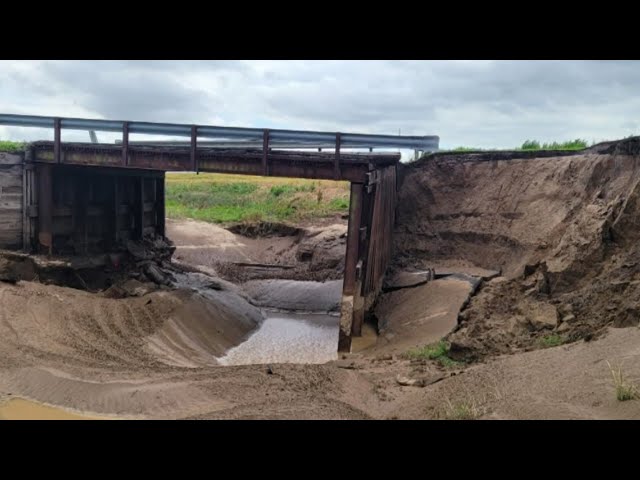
[
  {"left": 122, "top": 122, "right": 129, "bottom": 166},
  {"left": 334, "top": 132, "right": 341, "bottom": 180},
  {"left": 191, "top": 125, "right": 198, "bottom": 174},
  {"left": 53, "top": 118, "right": 61, "bottom": 164},
  {"left": 262, "top": 129, "right": 270, "bottom": 176}
]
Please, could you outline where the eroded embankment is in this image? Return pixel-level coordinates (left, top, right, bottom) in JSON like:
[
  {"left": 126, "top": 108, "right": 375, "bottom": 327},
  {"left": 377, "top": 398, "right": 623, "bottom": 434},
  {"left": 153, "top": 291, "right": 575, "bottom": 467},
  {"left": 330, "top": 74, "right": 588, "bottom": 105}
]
[{"left": 392, "top": 138, "right": 640, "bottom": 361}]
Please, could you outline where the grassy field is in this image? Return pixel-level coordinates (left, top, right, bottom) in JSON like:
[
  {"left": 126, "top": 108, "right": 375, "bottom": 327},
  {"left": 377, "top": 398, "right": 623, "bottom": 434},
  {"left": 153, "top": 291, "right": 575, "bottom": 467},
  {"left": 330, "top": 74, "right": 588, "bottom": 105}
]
[
  {"left": 166, "top": 173, "right": 350, "bottom": 225},
  {"left": 0, "top": 141, "right": 25, "bottom": 152}
]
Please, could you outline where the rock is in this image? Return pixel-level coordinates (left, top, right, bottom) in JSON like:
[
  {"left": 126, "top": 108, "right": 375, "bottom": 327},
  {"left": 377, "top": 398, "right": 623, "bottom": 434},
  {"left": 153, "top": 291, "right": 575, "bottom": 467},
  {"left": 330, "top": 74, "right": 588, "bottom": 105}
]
[
  {"left": 561, "top": 314, "right": 576, "bottom": 324},
  {"left": 126, "top": 240, "right": 153, "bottom": 261},
  {"left": 557, "top": 322, "right": 572, "bottom": 333},
  {"left": 557, "top": 303, "right": 574, "bottom": 316},
  {"left": 396, "top": 375, "right": 419, "bottom": 386},
  {"left": 102, "top": 285, "right": 127, "bottom": 299},
  {"left": 396, "top": 373, "right": 446, "bottom": 388},
  {"left": 613, "top": 307, "right": 640, "bottom": 328},
  {"left": 520, "top": 301, "right": 558, "bottom": 330},
  {"left": 121, "top": 279, "right": 157, "bottom": 297},
  {"left": 383, "top": 270, "right": 433, "bottom": 291},
  {"left": 524, "top": 287, "right": 537, "bottom": 297},
  {"left": 506, "top": 315, "right": 528, "bottom": 333},
  {"left": 334, "top": 360, "right": 358, "bottom": 369},
  {"left": 144, "top": 264, "right": 168, "bottom": 285},
  {"left": 375, "top": 354, "right": 393, "bottom": 361}
]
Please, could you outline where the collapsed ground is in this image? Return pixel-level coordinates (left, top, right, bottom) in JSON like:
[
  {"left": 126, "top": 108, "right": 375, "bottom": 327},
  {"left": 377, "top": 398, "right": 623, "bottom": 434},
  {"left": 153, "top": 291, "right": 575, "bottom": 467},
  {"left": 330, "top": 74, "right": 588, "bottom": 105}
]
[{"left": 1, "top": 138, "right": 640, "bottom": 419}]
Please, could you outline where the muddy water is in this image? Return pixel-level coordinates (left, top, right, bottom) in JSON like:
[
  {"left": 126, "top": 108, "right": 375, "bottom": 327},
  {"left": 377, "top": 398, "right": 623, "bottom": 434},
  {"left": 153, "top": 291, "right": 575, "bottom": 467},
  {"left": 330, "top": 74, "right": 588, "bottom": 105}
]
[
  {"left": 171, "top": 271, "right": 343, "bottom": 365},
  {"left": 0, "top": 398, "right": 109, "bottom": 420},
  {"left": 218, "top": 312, "right": 339, "bottom": 365}
]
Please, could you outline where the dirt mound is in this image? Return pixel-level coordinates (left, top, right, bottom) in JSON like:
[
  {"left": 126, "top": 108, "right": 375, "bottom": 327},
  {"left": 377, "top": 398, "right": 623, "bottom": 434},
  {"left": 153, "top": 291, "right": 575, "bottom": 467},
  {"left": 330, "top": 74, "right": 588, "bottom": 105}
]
[
  {"left": 0, "top": 278, "right": 261, "bottom": 373},
  {"left": 395, "top": 147, "right": 640, "bottom": 361}
]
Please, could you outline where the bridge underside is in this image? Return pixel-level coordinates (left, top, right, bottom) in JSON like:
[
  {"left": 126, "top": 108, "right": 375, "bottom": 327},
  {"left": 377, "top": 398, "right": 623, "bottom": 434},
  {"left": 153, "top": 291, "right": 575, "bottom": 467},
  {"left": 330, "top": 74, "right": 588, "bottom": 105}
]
[
  {"left": 22, "top": 142, "right": 399, "bottom": 352},
  {"left": 28, "top": 141, "right": 398, "bottom": 183}
]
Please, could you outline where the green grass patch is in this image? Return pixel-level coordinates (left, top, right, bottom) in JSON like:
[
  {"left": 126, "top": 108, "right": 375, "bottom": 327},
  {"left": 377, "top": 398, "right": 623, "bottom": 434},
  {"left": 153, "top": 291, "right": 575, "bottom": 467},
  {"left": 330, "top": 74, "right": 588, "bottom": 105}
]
[
  {"left": 539, "top": 333, "right": 565, "bottom": 348},
  {"left": 520, "top": 139, "right": 589, "bottom": 151},
  {"left": 438, "top": 399, "right": 483, "bottom": 420},
  {"left": 165, "top": 173, "right": 349, "bottom": 225},
  {"left": 607, "top": 361, "right": 638, "bottom": 402},
  {"left": 0, "top": 141, "right": 26, "bottom": 153},
  {"left": 405, "top": 340, "right": 462, "bottom": 368}
]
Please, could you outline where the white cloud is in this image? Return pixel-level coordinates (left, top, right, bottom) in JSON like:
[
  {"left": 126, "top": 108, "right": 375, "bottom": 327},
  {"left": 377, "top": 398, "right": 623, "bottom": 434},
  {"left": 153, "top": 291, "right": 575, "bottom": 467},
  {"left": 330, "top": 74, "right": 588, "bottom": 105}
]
[{"left": 1, "top": 60, "right": 639, "bottom": 149}]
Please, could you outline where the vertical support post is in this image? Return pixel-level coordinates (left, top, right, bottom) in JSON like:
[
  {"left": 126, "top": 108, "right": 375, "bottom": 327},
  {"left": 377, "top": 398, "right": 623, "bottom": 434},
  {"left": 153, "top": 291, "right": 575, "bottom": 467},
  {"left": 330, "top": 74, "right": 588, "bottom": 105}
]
[
  {"left": 334, "top": 132, "right": 341, "bottom": 180},
  {"left": 338, "top": 182, "right": 364, "bottom": 353},
  {"left": 37, "top": 164, "right": 53, "bottom": 255},
  {"left": 190, "top": 125, "right": 198, "bottom": 174},
  {"left": 122, "top": 122, "right": 129, "bottom": 166},
  {"left": 53, "top": 118, "right": 61, "bottom": 164},
  {"left": 262, "top": 129, "right": 270, "bottom": 176},
  {"left": 156, "top": 174, "right": 165, "bottom": 237},
  {"left": 114, "top": 176, "right": 121, "bottom": 245},
  {"left": 134, "top": 177, "right": 144, "bottom": 239}
]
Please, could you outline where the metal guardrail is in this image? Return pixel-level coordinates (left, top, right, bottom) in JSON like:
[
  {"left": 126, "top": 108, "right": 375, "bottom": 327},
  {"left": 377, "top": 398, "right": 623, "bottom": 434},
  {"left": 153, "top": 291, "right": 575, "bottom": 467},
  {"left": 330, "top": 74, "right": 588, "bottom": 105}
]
[
  {"left": 0, "top": 113, "right": 439, "bottom": 151},
  {"left": 0, "top": 113, "right": 439, "bottom": 177}
]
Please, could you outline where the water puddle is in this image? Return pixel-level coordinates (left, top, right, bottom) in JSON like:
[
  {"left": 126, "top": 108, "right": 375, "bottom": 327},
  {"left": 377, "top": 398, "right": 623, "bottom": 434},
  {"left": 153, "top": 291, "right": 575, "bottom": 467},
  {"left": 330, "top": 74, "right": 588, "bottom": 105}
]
[
  {"left": 0, "top": 398, "right": 110, "bottom": 420},
  {"left": 218, "top": 312, "right": 339, "bottom": 365}
]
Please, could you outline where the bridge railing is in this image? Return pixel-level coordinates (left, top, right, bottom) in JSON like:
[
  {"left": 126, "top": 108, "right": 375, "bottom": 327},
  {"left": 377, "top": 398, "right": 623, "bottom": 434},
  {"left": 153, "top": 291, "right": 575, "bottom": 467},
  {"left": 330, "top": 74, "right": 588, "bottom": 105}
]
[{"left": 0, "top": 113, "right": 439, "bottom": 177}]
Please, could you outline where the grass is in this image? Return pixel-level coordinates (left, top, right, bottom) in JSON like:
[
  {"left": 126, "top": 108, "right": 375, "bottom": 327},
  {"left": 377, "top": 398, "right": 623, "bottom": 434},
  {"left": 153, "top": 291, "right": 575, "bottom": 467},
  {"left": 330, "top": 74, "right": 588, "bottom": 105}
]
[
  {"left": 539, "top": 333, "right": 565, "bottom": 348},
  {"left": 165, "top": 173, "right": 350, "bottom": 225},
  {"left": 405, "top": 340, "right": 462, "bottom": 368},
  {"left": 520, "top": 139, "right": 589, "bottom": 151},
  {"left": 437, "top": 138, "right": 592, "bottom": 154},
  {"left": 606, "top": 361, "right": 637, "bottom": 402},
  {"left": 0, "top": 141, "right": 26, "bottom": 152},
  {"left": 438, "top": 398, "right": 484, "bottom": 420}
]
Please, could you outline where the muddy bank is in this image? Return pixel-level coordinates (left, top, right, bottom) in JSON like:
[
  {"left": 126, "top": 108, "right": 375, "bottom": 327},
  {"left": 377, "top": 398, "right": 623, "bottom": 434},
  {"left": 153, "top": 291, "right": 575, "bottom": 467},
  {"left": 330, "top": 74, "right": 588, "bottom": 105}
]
[
  {"left": 394, "top": 137, "right": 640, "bottom": 361},
  {"left": 168, "top": 218, "right": 347, "bottom": 283}
]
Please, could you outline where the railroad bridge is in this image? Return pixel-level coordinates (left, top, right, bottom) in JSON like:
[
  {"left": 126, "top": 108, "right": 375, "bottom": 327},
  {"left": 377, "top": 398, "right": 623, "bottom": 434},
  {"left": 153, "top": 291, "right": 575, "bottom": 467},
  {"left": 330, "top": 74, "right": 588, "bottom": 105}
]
[{"left": 0, "top": 114, "right": 439, "bottom": 352}]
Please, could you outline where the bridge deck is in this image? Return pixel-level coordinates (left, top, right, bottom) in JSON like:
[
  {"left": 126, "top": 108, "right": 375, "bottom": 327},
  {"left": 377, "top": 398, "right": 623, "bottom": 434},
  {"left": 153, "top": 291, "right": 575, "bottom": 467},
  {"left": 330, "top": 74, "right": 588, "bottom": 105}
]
[{"left": 29, "top": 141, "right": 400, "bottom": 183}]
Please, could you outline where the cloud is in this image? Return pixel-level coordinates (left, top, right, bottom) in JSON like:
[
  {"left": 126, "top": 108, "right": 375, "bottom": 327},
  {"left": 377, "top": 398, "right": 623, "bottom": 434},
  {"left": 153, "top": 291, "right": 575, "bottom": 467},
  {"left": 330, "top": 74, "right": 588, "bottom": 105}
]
[{"left": 1, "top": 60, "right": 640, "bottom": 149}]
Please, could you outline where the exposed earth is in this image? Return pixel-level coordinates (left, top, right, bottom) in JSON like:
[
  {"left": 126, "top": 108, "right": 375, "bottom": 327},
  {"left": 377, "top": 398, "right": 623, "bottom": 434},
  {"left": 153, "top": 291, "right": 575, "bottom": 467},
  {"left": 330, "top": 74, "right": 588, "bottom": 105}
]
[{"left": 1, "top": 138, "right": 640, "bottom": 419}]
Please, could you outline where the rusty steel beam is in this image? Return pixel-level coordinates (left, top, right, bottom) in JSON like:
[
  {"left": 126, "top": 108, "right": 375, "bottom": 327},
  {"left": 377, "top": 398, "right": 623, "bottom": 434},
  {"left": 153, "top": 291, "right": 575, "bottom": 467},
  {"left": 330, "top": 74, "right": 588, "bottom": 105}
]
[{"left": 29, "top": 142, "right": 399, "bottom": 183}]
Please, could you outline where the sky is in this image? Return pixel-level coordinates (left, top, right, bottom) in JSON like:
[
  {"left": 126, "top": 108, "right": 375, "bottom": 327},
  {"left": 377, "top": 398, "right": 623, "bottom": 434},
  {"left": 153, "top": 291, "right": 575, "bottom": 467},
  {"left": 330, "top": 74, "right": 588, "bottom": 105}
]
[{"left": 1, "top": 60, "right": 639, "bottom": 155}]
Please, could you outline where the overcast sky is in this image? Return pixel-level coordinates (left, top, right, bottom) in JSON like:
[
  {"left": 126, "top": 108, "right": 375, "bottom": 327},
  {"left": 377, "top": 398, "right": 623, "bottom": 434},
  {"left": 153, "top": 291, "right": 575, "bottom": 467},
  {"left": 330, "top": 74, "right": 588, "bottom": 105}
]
[{"left": 1, "top": 60, "right": 639, "bottom": 151}]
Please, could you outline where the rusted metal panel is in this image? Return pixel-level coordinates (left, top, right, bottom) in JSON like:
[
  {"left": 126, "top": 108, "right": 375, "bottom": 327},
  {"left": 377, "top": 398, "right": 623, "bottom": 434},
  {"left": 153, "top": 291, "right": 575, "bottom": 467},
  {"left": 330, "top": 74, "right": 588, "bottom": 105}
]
[
  {"left": 361, "top": 165, "right": 396, "bottom": 299},
  {"left": 156, "top": 175, "right": 165, "bottom": 237}
]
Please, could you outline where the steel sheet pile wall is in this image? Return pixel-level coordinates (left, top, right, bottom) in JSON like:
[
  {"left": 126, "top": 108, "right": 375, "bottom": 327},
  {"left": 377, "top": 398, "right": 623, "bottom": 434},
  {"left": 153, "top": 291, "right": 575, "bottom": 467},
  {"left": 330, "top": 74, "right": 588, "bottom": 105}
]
[
  {"left": 26, "top": 165, "right": 165, "bottom": 255},
  {"left": 338, "top": 164, "right": 398, "bottom": 352},
  {"left": 362, "top": 165, "right": 396, "bottom": 301}
]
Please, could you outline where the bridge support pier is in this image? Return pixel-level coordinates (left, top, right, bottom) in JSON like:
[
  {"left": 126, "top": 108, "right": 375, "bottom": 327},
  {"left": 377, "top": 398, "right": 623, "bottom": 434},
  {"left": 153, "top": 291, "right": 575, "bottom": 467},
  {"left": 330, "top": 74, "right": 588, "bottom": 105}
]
[
  {"left": 338, "top": 165, "right": 397, "bottom": 353},
  {"left": 338, "top": 182, "right": 363, "bottom": 352}
]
